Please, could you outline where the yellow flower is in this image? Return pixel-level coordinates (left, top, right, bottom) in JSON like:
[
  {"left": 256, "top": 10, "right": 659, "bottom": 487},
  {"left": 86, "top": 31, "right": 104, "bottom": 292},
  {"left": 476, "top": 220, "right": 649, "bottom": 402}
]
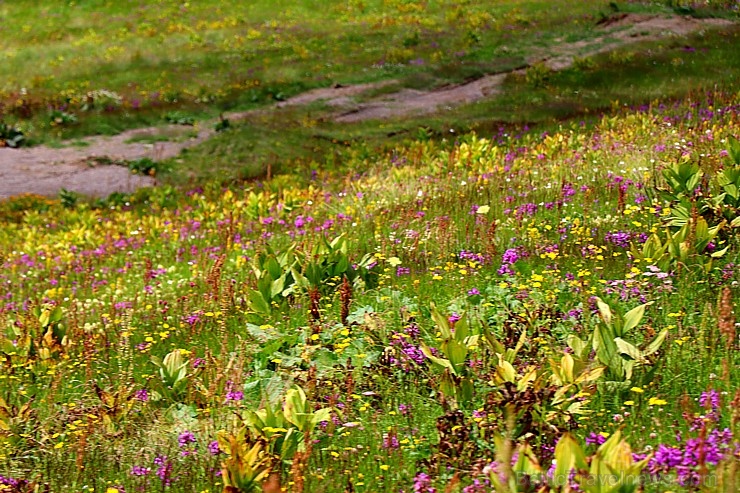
[
  {"left": 624, "top": 400, "right": 634, "bottom": 406},
  {"left": 648, "top": 397, "right": 667, "bottom": 406},
  {"left": 630, "top": 387, "right": 644, "bottom": 394}
]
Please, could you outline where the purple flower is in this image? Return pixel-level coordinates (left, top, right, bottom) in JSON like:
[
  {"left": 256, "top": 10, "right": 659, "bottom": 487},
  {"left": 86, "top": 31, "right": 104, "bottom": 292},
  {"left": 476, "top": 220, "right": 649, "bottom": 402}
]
[
  {"left": 208, "top": 440, "right": 221, "bottom": 456},
  {"left": 585, "top": 432, "right": 606, "bottom": 446},
  {"left": 154, "top": 455, "right": 173, "bottom": 486},
  {"left": 501, "top": 248, "right": 520, "bottom": 264},
  {"left": 413, "top": 472, "right": 436, "bottom": 493},
  {"left": 131, "top": 465, "right": 151, "bottom": 476},
  {"left": 135, "top": 389, "right": 149, "bottom": 402},
  {"left": 178, "top": 431, "right": 196, "bottom": 447},
  {"left": 382, "top": 433, "right": 400, "bottom": 449},
  {"left": 604, "top": 231, "right": 632, "bottom": 249},
  {"left": 467, "top": 288, "right": 480, "bottom": 296},
  {"left": 652, "top": 444, "right": 684, "bottom": 469},
  {"left": 699, "top": 389, "right": 720, "bottom": 411},
  {"left": 225, "top": 380, "right": 244, "bottom": 402}
]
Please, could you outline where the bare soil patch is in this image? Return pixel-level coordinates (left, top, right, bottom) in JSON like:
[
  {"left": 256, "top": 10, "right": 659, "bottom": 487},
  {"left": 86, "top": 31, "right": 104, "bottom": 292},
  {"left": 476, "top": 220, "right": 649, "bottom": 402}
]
[{"left": 0, "top": 14, "right": 732, "bottom": 199}]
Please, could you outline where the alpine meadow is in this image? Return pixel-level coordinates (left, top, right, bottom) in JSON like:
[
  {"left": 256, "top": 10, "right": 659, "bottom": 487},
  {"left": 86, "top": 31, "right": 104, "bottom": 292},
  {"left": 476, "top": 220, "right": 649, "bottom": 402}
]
[{"left": 0, "top": 1, "right": 739, "bottom": 492}]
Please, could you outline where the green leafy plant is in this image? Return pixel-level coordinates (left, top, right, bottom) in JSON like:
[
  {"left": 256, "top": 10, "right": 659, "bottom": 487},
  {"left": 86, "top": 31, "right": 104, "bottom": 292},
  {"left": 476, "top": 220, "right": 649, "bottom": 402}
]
[
  {"left": 93, "top": 382, "right": 135, "bottom": 434},
  {"left": 245, "top": 236, "right": 378, "bottom": 323},
  {"left": 0, "top": 396, "right": 35, "bottom": 452},
  {"left": 215, "top": 115, "right": 231, "bottom": 132},
  {"left": 165, "top": 112, "right": 196, "bottom": 126},
  {"left": 421, "top": 305, "right": 479, "bottom": 409},
  {"left": 245, "top": 244, "right": 301, "bottom": 322},
  {"left": 554, "top": 430, "right": 651, "bottom": 493},
  {"left": 150, "top": 349, "right": 191, "bottom": 402},
  {"left": 59, "top": 188, "right": 79, "bottom": 209},
  {"left": 241, "top": 386, "right": 331, "bottom": 468},
  {"left": 497, "top": 430, "right": 651, "bottom": 493},
  {"left": 658, "top": 150, "right": 740, "bottom": 232},
  {"left": 217, "top": 430, "right": 271, "bottom": 493},
  {"left": 630, "top": 217, "right": 727, "bottom": 273},
  {"left": 299, "top": 235, "right": 378, "bottom": 294},
  {"left": 49, "top": 110, "right": 77, "bottom": 126},
  {"left": 0, "top": 304, "right": 67, "bottom": 367},
  {"left": 480, "top": 336, "right": 604, "bottom": 446},
  {"left": 127, "top": 157, "right": 162, "bottom": 176},
  {"left": 585, "top": 298, "right": 667, "bottom": 389},
  {"left": 0, "top": 121, "right": 25, "bottom": 148}
]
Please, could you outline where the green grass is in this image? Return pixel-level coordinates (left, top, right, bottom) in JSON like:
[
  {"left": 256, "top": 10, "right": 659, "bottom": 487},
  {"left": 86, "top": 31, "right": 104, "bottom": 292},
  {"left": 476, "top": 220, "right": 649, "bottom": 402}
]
[
  {"left": 146, "top": 23, "right": 740, "bottom": 186},
  {"left": 4, "top": 0, "right": 736, "bottom": 148}
]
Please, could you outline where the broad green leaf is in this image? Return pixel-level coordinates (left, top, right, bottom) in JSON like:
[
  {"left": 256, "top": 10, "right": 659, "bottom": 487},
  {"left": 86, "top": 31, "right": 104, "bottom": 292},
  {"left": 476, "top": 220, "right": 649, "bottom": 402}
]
[
  {"left": 420, "top": 345, "right": 454, "bottom": 372},
  {"left": 506, "top": 326, "right": 529, "bottom": 363},
  {"left": 596, "top": 297, "right": 612, "bottom": 327},
  {"left": 446, "top": 339, "right": 468, "bottom": 374},
  {"left": 614, "top": 338, "right": 644, "bottom": 362},
  {"left": 643, "top": 328, "right": 668, "bottom": 357},
  {"left": 567, "top": 335, "right": 588, "bottom": 360},
  {"left": 39, "top": 310, "right": 50, "bottom": 328},
  {"left": 271, "top": 274, "right": 286, "bottom": 298},
  {"left": 711, "top": 246, "right": 729, "bottom": 258},
  {"left": 311, "top": 407, "right": 332, "bottom": 427},
  {"left": 453, "top": 314, "right": 469, "bottom": 342},
  {"left": 622, "top": 303, "right": 649, "bottom": 335},
  {"left": 513, "top": 442, "right": 543, "bottom": 476},
  {"left": 333, "top": 255, "right": 350, "bottom": 276},
  {"left": 561, "top": 353, "right": 574, "bottom": 383},
  {"left": 574, "top": 366, "right": 605, "bottom": 384},
  {"left": 290, "top": 266, "right": 309, "bottom": 290},
  {"left": 554, "top": 433, "right": 587, "bottom": 485},
  {"left": 430, "top": 304, "right": 452, "bottom": 340},
  {"left": 516, "top": 366, "right": 538, "bottom": 392},
  {"left": 483, "top": 329, "right": 505, "bottom": 356},
  {"left": 265, "top": 257, "right": 282, "bottom": 280},
  {"left": 496, "top": 359, "right": 517, "bottom": 383},
  {"left": 248, "top": 290, "right": 271, "bottom": 315}
]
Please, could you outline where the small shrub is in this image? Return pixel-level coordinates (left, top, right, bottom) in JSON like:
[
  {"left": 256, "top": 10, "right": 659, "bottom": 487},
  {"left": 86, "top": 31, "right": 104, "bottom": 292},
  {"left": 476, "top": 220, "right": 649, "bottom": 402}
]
[
  {"left": 49, "top": 110, "right": 77, "bottom": 127},
  {"left": 58, "top": 188, "right": 79, "bottom": 209},
  {"left": 215, "top": 115, "right": 231, "bottom": 132},
  {"left": 524, "top": 61, "right": 552, "bottom": 88},
  {"left": 127, "top": 157, "right": 162, "bottom": 176},
  {"left": 0, "top": 121, "right": 25, "bottom": 148},
  {"left": 80, "top": 89, "right": 123, "bottom": 112},
  {"left": 164, "top": 112, "right": 196, "bottom": 126}
]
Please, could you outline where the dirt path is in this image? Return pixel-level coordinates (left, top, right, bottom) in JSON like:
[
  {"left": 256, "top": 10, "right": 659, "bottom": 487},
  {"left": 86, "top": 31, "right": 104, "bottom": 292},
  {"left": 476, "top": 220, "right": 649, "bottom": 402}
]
[{"left": 0, "top": 13, "right": 732, "bottom": 199}]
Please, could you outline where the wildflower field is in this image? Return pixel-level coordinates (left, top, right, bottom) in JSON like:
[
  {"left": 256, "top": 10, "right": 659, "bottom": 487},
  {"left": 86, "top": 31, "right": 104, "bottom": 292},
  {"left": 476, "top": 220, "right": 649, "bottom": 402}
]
[{"left": 1, "top": 1, "right": 740, "bottom": 493}]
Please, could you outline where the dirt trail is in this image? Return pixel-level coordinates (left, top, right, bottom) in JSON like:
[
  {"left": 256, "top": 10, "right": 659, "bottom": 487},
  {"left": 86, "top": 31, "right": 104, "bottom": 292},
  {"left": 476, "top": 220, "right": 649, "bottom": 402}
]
[
  {"left": 0, "top": 13, "right": 732, "bottom": 199},
  {"left": 0, "top": 125, "right": 214, "bottom": 198},
  {"left": 334, "top": 14, "right": 733, "bottom": 121}
]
